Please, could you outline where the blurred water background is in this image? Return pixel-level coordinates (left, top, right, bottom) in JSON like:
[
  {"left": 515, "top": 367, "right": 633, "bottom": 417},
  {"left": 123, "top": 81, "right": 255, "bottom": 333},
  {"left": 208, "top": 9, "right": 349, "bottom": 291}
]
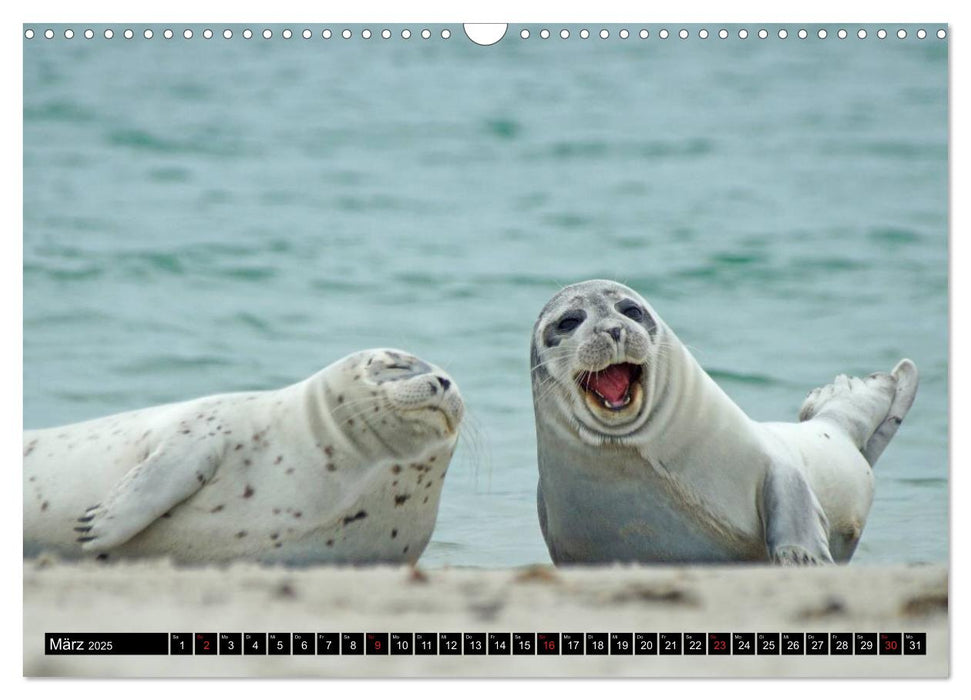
[{"left": 23, "top": 24, "right": 948, "bottom": 565}]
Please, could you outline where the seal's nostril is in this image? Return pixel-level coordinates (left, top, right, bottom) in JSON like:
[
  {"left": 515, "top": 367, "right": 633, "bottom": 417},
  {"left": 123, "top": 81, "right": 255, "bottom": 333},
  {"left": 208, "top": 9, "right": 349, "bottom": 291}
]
[
  {"left": 608, "top": 327, "right": 622, "bottom": 342},
  {"left": 437, "top": 376, "right": 451, "bottom": 392}
]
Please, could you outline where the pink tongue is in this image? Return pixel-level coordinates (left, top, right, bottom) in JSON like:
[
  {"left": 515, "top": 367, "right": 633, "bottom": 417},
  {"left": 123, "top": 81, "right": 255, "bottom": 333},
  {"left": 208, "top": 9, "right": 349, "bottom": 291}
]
[{"left": 586, "top": 364, "right": 632, "bottom": 404}]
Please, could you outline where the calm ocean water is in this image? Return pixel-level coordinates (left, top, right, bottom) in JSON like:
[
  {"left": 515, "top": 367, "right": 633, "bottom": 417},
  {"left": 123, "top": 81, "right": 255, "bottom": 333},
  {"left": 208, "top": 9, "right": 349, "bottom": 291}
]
[{"left": 23, "top": 25, "right": 948, "bottom": 566}]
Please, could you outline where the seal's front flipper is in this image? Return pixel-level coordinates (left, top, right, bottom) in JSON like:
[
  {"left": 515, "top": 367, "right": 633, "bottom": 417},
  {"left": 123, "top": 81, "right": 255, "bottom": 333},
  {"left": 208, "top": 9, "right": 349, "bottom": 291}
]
[
  {"left": 75, "top": 435, "right": 221, "bottom": 552},
  {"left": 762, "top": 463, "right": 833, "bottom": 566}
]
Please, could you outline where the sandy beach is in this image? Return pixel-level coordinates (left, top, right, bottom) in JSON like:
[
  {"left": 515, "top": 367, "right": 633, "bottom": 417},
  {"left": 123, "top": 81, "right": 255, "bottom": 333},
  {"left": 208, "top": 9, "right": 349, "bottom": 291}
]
[{"left": 23, "top": 557, "right": 947, "bottom": 678}]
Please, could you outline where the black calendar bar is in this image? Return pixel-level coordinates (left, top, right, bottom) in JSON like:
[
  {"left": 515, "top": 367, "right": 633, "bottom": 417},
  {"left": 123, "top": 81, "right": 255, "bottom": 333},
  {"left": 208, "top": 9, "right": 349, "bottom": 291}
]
[
  {"left": 45, "top": 633, "right": 168, "bottom": 655},
  {"left": 44, "top": 631, "right": 929, "bottom": 655}
]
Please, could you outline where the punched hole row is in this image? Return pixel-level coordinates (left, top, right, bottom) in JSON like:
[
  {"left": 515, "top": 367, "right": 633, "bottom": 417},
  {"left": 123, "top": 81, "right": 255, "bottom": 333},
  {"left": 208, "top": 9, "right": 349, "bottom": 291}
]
[
  {"left": 24, "top": 26, "right": 948, "bottom": 42},
  {"left": 24, "top": 27, "right": 453, "bottom": 41}
]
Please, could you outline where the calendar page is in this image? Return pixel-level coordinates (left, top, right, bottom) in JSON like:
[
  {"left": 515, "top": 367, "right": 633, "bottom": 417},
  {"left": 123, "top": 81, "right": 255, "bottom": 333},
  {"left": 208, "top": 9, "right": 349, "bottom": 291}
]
[{"left": 22, "top": 19, "right": 948, "bottom": 678}]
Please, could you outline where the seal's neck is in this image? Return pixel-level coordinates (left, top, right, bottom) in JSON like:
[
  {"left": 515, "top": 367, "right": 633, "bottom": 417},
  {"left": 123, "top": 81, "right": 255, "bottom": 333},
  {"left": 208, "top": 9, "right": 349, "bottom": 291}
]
[
  {"left": 640, "top": 333, "right": 757, "bottom": 468},
  {"left": 291, "top": 373, "right": 397, "bottom": 461}
]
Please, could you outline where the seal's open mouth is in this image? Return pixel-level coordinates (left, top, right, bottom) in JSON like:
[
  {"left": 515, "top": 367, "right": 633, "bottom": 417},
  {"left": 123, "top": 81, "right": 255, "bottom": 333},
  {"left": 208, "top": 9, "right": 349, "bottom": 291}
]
[{"left": 578, "top": 363, "right": 643, "bottom": 411}]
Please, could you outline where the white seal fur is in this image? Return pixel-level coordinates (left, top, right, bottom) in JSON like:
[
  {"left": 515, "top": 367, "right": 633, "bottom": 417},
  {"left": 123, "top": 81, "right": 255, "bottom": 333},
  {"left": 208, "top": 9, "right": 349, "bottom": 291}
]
[
  {"left": 24, "top": 349, "right": 463, "bottom": 565},
  {"left": 531, "top": 280, "right": 918, "bottom": 565}
]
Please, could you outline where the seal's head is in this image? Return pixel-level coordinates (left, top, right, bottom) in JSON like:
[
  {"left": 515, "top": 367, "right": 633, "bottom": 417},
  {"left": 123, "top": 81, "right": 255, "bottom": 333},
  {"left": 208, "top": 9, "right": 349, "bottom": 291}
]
[
  {"left": 531, "top": 280, "right": 662, "bottom": 440},
  {"left": 331, "top": 349, "right": 464, "bottom": 452}
]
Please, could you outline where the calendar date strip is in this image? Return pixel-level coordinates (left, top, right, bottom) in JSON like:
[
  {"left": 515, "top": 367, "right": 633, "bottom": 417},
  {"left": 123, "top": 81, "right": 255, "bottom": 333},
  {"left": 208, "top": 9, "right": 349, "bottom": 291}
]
[{"left": 45, "top": 632, "right": 927, "bottom": 656}]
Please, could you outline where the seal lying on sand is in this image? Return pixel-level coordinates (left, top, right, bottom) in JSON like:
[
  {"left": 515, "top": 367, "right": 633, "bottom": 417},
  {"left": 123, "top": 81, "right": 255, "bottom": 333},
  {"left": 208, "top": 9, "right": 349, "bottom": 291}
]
[
  {"left": 530, "top": 280, "right": 918, "bottom": 566},
  {"left": 24, "top": 349, "right": 463, "bottom": 565}
]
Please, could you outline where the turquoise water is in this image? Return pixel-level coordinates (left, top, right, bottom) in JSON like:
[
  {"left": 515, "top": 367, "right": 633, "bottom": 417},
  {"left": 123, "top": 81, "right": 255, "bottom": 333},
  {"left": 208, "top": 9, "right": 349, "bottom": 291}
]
[{"left": 23, "top": 25, "right": 948, "bottom": 566}]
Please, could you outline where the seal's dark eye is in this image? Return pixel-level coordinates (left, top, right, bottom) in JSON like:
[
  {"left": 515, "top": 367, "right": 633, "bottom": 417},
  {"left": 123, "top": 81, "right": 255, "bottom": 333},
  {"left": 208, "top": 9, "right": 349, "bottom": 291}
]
[
  {"left": 556, "top": 313, "right": 584, "bottom": 332},
  {"left": 617, "top": 301, "right": 644, "bottom": 322}
]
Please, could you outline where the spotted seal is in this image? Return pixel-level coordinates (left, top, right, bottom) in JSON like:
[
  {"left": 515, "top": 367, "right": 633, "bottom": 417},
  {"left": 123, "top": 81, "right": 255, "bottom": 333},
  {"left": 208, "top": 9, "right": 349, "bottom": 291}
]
[
  {"left": 530, "top": 280, "right": 918, "bottom": 565},
  {"left": 24, "top": 349, "right": 463, "bottom": 565}
]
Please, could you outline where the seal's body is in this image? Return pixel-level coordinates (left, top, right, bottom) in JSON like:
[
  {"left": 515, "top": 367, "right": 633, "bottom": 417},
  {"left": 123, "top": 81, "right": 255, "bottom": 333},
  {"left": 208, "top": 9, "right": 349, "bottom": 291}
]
[
  {"left": 24, "top": 349, "right": 463, "bottom": 565},
  {"left": 531, "top": 280, "right": 918, "bottom": 565}
]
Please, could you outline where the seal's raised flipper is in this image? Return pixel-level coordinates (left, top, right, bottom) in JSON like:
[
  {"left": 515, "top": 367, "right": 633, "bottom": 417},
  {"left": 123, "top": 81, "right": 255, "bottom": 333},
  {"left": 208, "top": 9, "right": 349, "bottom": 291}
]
[
  {"left": 762, "top": 462, "right": 834, "bottom": 565},
  {"left": 861, "top": 359, "right": 919, "bottom": 466},
  {"left": 75, "top": 434, "right": 221, "bottom": 552},
  {"left": 798, "top": 359, "right": 918, "bottom": 467}
]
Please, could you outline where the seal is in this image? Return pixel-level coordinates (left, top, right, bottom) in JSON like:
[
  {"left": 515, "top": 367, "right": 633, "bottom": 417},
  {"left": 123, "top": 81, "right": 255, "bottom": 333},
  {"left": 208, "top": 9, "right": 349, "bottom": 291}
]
[
  {"left": 531, "top": 280, "right": 918, "bottom": 565},
  {"left": 24, "top": 348, "right": 464, "bottom": 565}
]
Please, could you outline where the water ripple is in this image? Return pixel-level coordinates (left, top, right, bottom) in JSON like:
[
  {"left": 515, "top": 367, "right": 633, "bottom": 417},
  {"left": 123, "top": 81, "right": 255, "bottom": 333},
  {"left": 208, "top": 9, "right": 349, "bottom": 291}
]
[{"left": 114, "top": 355, "right": 234, "bottom": 375}]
